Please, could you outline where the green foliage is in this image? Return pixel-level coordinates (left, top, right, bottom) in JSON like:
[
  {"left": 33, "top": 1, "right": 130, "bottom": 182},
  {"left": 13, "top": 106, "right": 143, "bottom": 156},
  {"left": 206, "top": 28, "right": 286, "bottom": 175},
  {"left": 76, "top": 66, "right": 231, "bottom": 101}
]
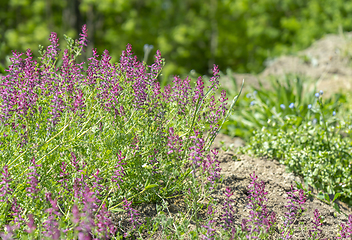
[
  {"left": 223, "top": 75, "right": 344, "bottom": 141},
  {"left": 224, "top": 76, "right": 352, "bottom": 206},
  {"left": 2, "top": 0, "right": 352, "bottom": 83},
  {"left": 0, "top": 29, "right": 234, "bottom": 238},
  {"left": 242, "top": 111, "right": 352, "bottom": 205}
]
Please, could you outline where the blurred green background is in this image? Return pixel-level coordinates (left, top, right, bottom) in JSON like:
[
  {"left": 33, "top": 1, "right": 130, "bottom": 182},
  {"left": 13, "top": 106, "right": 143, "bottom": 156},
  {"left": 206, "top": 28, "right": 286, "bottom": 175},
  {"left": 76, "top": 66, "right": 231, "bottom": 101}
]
[{"left": 1, "top": 0, "right": 352, "bottom": 83}]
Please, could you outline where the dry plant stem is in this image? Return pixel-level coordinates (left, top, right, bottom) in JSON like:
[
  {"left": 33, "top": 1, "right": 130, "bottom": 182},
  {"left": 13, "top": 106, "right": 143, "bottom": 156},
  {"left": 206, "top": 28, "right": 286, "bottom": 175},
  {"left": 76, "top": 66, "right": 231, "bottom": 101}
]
[{"left": 300, "top": 224, "right": 309, "bottom": 239}]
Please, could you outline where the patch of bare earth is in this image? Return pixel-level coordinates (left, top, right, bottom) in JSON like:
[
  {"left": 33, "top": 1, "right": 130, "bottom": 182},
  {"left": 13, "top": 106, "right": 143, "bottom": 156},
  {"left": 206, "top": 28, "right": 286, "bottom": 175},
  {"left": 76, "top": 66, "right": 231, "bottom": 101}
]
[{"left": 210, "top": 133, "right": 352, "bottom": 240}]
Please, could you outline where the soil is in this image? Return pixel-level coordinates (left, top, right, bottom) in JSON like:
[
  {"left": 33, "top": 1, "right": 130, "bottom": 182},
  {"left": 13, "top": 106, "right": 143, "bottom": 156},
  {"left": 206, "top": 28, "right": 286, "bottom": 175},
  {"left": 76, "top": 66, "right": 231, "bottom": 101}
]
[
  {"left": 209, "top": 134, "right": 352, "bottom": 240},
  {"left": 112, "top": 32, "right": 352, "bottom": 239}
]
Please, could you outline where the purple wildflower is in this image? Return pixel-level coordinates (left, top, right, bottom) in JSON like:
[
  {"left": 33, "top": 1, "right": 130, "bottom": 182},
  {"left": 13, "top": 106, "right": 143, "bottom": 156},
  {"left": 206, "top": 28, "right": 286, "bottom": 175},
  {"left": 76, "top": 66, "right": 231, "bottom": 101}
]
[
  {"left": 71, "top": 152, "right": 84, "bottom": 172},
  {"left": 309, "top": 209, "right": 323, "bottom": 238},
  {"left": 91, "top": 170, "right": 105, "bottom": 208},
  {"left": 95, "top": 203, "right": 116, "bottom": 239},
  {"left": 218, "top": 90, "right": 228, "bottom": 117},
  {"left": 201, "top": 205, "right": 217, "bottom": 240},
  {"left": 193, "top": 76, "right": 205, "bottom": 106},
  {"left": 147, "top": 149, "right": 160, "bottom": 174},
  {"left": 26, "top": 214, "right": 36, "bottom": 234},
  {"left": 74, "top": 186, "right": 97, "bottom": 239},
  {"left": 57, "top": 161, "right": 70, "bottom": 195},
  {"left": 245, "top": 172, "right": 276, "bottom": 236},
  {"left": 26, "top": 157, "right": 41, "bottom": 199},
  {"left": 148, "top": 50, "right": 164, "bottom": 80},
  {"left": 123, "top": 198, "right": 140, "bottom": 235},
  {"left": 205, "top": 88, "right": 228, "bottom": 136},
  {"left": 241, "top": 219, "right": 250, "bottom": 232},
  {"left": 86, "top": 48, "right": 100, "bottom": 86},
  {"left": 202, "top": 149, "right": 221, "bottom": 187},
  {"left": 209, "top": 64, "right": 220, "bottom": 90},
  {"left": 162, "top": 84, "right": 172, "bottom": 103},
  {"left": 10, "top": 198, "right": 24, "bottom": 228},
  {"left": 189, "top": 129, "right": 206, "bottom": 174},
  {"left": 47, "top": 92, "right": 66, "bottom": 130},
  {"left": 42, "top": 193, "right": 61, "bottom": 239},
  {"left": 112, "top": 151, "right": 126, "bottom": 189},
  {"left": 167, "top": 127, "right": 183, "bottom": 156},
  {"left": 71, "top": 204, "right": 81, "bottom": 225},
  {"left": 221, "top": 187, "right": 236, "bottom": 233},
  {"left": 0, "top": 225, "right": 17, "bottom": 240},
  {"left": 78, "top": 24, "right": 89, "bottom": 50},
  {"left": 281, "top": 185, "right": 307, "bottom": 239},
  {"left": 0, "top": 165, "right": 13, "bottom": 202},
  {"left": 47, "top": 32, "right": 61, "bottom": 61},
  {"left": 172, "top": 75, "right": 192, "bottom": 115},
  {"left": 338, "top": 214, "right": 352, "bottom": 239},
  {"left": 284, "top": 186, "right": 307, "bottom": 225},
  {"left": 0, "top": 49, "right": 39, "bottom": 128}
]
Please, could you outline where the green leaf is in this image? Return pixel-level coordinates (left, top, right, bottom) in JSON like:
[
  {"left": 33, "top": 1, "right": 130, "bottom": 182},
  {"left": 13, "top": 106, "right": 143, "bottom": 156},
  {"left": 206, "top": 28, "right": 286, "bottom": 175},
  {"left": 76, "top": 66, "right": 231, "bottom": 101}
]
[
  {"left": 333, "top": 202, "right": 341, "bottom": 214},
  {"left": 332, "top": 192, "right": 341, "bottom": 203},
  {"left": 324, "top": 193, "right": 330, "bottom": 203},
  {"left": 295, "top": 181, "right": 303, "bottom": 190},
  {"left": 145, "top": 184, "right": 158, "bottom": 190},
  {"left": 109, "top": 208, "right": 125, "bottom": 213}
]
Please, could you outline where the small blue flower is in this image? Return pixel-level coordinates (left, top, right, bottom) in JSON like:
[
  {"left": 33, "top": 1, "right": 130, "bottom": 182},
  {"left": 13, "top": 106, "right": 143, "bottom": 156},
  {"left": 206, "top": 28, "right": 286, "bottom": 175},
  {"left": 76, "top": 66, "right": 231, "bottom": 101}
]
[
  {"left": 253, "top": 91, "right": 257, "bottom": 95},
  {"left": 289, "top": 103, "right": 294, "bottom": 109},
  {"left": 144, "top": 44, "right": 154, "bottom": 52},
  {"left": 308, "top": 104, "right": 312, "bottom": 109},
  {"left": 319, "top": 90, "right": 323, "bottom": 95},
  {"left": 250, "top": 101, "right": 255, "bottom": 106},
  {"left": 333, "top": 111, "right": 336, "bottom": 116},
  {"left": 315, "top": 93, "right": 320, "bottom": 98},
  {"left": 246, "top": 93, "right": 252, "bottom": 99},
  {"left": 280, "top": 104, "right": 285, "bottom": 110},
  {"left": 312, "top": 118, "right": 317, "bottom": 125}
]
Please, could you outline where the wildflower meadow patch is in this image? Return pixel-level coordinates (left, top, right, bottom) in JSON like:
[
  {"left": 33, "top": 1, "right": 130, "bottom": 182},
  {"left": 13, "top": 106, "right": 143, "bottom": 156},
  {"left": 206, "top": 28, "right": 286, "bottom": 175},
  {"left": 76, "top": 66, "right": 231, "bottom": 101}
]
[{"left": 1, "top": 25, "right": 352, "bottom": 240}]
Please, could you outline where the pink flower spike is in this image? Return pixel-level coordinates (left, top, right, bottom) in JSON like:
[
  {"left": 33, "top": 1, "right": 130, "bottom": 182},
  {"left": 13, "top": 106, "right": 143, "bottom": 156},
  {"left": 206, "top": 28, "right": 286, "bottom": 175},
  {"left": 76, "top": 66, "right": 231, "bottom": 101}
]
[
  {"left": 79, "top": 24, "right": 89, "bottom": 50},
  {"left": 26, "top": 214, "right": 36, "bottom": 234}
]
